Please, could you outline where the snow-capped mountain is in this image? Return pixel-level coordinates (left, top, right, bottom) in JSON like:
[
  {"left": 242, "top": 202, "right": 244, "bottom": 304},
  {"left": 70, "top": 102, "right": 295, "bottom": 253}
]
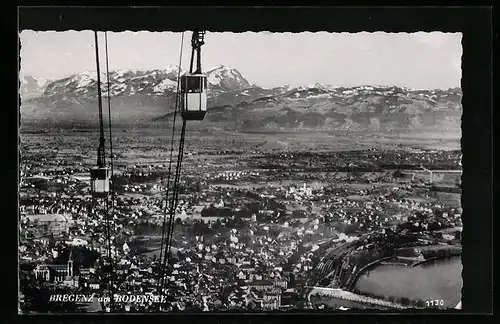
[
  {"left": 41, "top": 66, "right": 186, "bottom": 99},
  {"left": 201, "top": 84, "right": 462, "bottom": 133},
  {"left": 20, "top": 65, "right": 256, "bottom": 124},
  {"left": 20, "top": 66, "right": 462, "bottom": 135},
  {"left": 19, "top": 76, "right": 53, "bottom": 100},
  {"left": 205, "top": 65, "right": 252, "bottom": 92},
  {"left": 34, "top": 65, "right": 251, "bottom": 101}
]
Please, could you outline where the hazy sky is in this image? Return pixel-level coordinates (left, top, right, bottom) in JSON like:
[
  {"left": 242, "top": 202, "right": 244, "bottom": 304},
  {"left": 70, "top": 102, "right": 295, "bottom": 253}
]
[{"left": 20, "top": 31, "right": 462, "bottom": 89}]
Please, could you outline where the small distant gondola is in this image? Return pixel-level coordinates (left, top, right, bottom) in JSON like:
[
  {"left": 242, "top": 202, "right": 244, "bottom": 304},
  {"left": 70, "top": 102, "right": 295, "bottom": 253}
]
[
  {"left": 89, "top": 31, "right": 111, "bottom": 199},
  {"left": 90, "top": 167, "right": 110, "bottom": 198}
]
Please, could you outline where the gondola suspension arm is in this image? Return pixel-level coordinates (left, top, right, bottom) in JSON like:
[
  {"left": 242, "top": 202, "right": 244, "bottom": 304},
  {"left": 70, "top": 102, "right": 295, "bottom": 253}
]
[{"left": 158, "top": 30, "right": 207, "bottom": 308}]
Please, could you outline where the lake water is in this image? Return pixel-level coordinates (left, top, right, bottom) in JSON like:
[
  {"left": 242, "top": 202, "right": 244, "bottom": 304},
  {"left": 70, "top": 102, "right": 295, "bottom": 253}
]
[{"left": 354, "top": 256, "right": 462, "bottom": 308}]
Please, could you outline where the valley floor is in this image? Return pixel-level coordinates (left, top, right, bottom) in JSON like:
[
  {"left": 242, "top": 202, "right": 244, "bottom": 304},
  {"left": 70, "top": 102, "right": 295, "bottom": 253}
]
[{"left": 18, "top": 129, "right": 462, "bottom": 313}]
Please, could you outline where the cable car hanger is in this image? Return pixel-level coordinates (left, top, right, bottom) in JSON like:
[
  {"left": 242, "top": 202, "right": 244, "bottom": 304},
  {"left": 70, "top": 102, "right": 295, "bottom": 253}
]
[
  {"left": 157, "top": 30, "right": 208, "bottom": 309},
  {"left": 180, "top": 31, "right": 208, "bottom": 121},
  {"left": 89, "top": 30, "right": 116, "bottom": 312},
  {"left": 90, "top": 31, "right": 111, "bottom": 200}
]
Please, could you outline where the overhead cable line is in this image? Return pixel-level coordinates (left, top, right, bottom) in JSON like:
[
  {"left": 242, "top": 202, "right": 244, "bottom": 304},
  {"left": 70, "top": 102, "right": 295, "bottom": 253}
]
[
  {"left": 93, "top": 31, "right": 116, "bottom": 312},
  {"left": 158, "top": 31, "right": 207, "bottom": 308},
  {"left": 157, "top": 32, "right": 185, "bottom": 298}
]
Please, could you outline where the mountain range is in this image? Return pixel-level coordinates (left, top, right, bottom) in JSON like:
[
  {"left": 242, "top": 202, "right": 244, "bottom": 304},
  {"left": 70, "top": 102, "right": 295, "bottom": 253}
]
[
  {"left": 20, "top": 65, "right": 462, "bottom": 134},
  {"left": 20, "top": 76, "right": 54, "bottom": 100}
]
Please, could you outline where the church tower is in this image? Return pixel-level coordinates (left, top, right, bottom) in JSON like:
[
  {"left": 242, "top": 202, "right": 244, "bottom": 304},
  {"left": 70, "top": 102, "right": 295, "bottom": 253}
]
[{"left": 67, "top": 250, "right": 74, "bottom": 277}]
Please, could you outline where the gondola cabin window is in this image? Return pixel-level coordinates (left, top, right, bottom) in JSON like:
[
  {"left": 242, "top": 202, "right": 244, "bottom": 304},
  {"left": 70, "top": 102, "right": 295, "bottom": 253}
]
[
  {"left": 180, "top": 74, "right": 208, "bottom": 121},
  {"left": 90, "top": 167, "right": 110, "bottom": 198}
]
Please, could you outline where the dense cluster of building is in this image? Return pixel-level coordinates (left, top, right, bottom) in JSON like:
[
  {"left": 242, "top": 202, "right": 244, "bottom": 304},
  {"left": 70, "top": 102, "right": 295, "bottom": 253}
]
[
  {"left": 19, "top": 146, "right": 462, "bottom": 313},
  {"left": 254, "top": 149, "right": 462, "bottom": 173}
]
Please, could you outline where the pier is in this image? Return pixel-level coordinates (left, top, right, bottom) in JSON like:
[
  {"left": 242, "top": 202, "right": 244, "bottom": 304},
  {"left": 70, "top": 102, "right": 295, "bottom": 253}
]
[{"left": 305, "top": 286, "right": 407, "bottom": 309}]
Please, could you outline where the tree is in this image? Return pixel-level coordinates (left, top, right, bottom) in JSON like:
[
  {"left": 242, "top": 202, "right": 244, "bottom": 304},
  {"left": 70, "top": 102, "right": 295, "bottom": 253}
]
[
  {"left": 400, "top": 297, "right": 410, "bottom": 306},
  {"left": 48, "top": 234, "right": 56, "bottom": 248},
  {"left": 415, "top": 299, "right": 426, "bottom": 308}
]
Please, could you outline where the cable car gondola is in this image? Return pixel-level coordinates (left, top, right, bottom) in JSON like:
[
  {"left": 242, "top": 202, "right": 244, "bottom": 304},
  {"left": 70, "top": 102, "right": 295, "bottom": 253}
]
[
  {"left": 180, "top": 73, "right": 207, "bottom": 120},
  {"left": 89, "top": 31, "right": 111, "bottom": 199},
  {"left": 180, "top": 31, "right": 207, "bottom": 121},
  {"left": 90, "top": 166, "right": 110, "bottom": 198}
]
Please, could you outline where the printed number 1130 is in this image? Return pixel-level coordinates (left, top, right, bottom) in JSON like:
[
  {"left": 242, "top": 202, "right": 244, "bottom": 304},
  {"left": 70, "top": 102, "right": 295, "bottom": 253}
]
[{"left": 426, "top": 300, "right": 445, "bottom": 307}]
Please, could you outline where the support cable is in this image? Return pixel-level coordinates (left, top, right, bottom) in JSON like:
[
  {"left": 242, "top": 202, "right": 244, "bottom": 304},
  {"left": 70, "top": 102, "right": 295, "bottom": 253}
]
[
  {"left": 94, "top": 32, "right": 106, "bottom": 168},
  {"left": 159, "top": 120, "right": 186, "bottom": 307},
  {"left": 94, "top": 31, "right": 115, "bottom": 312},
  {"left": 166, "top": 121, "right": 187, "bottom": 261},
  {"left": 104, "top": 31, "right": 116, "bottom": 220},
  {"left": 157, "top": 31, "right": 185, "bottom": 296},
  {"left": 104, "top": 31, "right": 118, "bottom": 311},
  {"left": 103, "top": 196, "right": 116, "bottom": 311},
  {"left": 158, "top": 31, "right": 204, "bottom": 310}
]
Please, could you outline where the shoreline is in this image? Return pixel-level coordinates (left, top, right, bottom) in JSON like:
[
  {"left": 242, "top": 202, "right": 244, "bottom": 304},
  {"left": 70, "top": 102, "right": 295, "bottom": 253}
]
[
  {"left": 347, "top": 246, "right": 461, "bottom": 289},
  {"left": 350, "top": 253, "right": 461, "bottom": 306},
  {"left": 411, "top": 253, "right": 461, "bottom": 268}
]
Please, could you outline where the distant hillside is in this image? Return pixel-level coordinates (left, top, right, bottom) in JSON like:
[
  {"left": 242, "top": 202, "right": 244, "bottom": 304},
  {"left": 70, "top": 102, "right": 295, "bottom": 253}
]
[
  {"left": 20, "top": 66, "right": 462, "bottom": 136},
  {"left": 19, "top": 76, "right": 53, "bottom": 100}
]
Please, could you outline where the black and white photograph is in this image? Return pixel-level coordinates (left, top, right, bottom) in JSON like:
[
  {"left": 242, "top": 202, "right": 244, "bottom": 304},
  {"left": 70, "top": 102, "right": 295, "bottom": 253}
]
[{"left": 18, "top": 29, "right": 464, "bottom": 313}]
